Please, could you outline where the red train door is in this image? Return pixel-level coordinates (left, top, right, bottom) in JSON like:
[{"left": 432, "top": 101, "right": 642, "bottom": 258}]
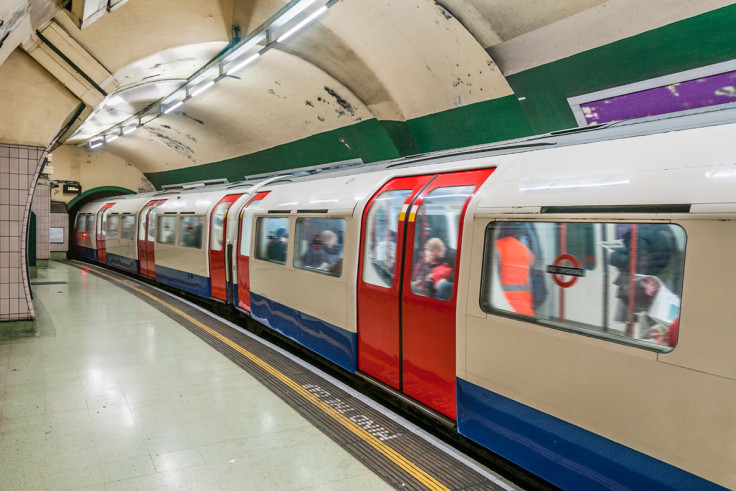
[
  {"left": 137, "top": 199, "right": 164, "bottom": 278},
  {"left": 236, "top": 192, "right": 269, "bottom": 312},
  {"left": 208, "top": 194, "right": 243, "bottom": 301},
  {"left": 95, "top": 203, "right": 115, "bottom": 263},
  {"left": 357, "top": 169, "right": 493, "bottom": 419}
]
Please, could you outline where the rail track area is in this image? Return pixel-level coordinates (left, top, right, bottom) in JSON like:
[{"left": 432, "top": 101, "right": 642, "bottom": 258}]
[{"left": 63, "top": 261, "right": 536, "bottom": 490}]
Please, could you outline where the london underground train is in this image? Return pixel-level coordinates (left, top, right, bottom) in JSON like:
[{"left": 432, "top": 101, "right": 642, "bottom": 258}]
[{"left": 74, "top": 111, "right": 736, "bottom": 490}]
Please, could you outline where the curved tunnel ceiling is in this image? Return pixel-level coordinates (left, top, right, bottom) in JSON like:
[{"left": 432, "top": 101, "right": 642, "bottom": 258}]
[{"left": 1, "top": 0, "right": 735, "bottom": 186}]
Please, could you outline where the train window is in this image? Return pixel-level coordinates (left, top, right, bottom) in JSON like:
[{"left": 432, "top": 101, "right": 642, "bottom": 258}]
[
  {"left": 239, "top": 200, "right": 262, "bottom": 257},
  {"left": 209, "top": 202, "right": 230, "bottom": 251},
  {"left": 410, "top": 185, "right": 474, "bottom": 301},
  {"left": 362, "top": 190, "right": 412, "bottom": 288},
  {"left": 157, "top": 216, "right": 177, "bottom": 245},
  {"left": 255, "top": 217, "right": 290, "bottom": 265},
  {"left": 121, "top": 216, "right": 136, "bottom": 240},
  {"left": 106, "top": 214, "right": 120, "bottom": 239},
  {"left": 294, "top": 217, "right": 345, "bottom": 277},
  {"left": 179, "top": 216, "right": 203, "bottom": 249},
  {"left": 76, "top": 215, "right": 87, "bottom": 233},
  {"left": 86, "top": 215, "right": 95, "bottom": 234},
  {"left": 480, "top": 222, "right": 686, "bottom": 352}
]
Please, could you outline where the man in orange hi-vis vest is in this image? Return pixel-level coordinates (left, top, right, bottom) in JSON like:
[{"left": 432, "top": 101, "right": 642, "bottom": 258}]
[{"left": 495, "top": 224, "right": 535, "bottom": 316}]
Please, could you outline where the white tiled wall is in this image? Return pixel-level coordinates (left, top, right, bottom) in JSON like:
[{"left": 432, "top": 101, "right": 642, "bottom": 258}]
[
  {"left": 33, "top": 181, "right": 50, "bottom": 261},
  {"left": 0, "top": 143, "right": 47, "bottom": 322}
]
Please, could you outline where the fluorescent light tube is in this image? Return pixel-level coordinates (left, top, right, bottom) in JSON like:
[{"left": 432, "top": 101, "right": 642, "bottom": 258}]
[
  {"left": 226, "top": 53, "right": 260, "bottom": 75},
  {"left": 106, "top": 134, "right": 119, "bottom": 142},
  {"left": 277, "top": 5, "right": 327, "bottom": 43},
  {"left": 163, "top": 101, "right": 184, "bottom": 114},
  {"left": 90, "top": 141, "right": 103, "bottom": 149},
  {"left": 190, "top": 80, "right": 215, "bottom": 97},
  {"left": 122, "top": 125, "right": 138, "bottom": 135}
]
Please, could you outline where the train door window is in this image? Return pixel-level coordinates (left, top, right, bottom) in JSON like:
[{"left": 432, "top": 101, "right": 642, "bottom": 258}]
[
  {"left": 294, "top": 217, "right": 345, "bottom": 276},
  {"left": 121, "top": 216, "right": 136, "bottom": 240},
  {"left": 480, "top": 222, "right": 686, "bottom": 352},
  {"left": 98, "top": 209, "right": 109, "bottom": 236},
  {"left": 362, "top": 190, "right": 412, "bottom": 287},
  {"left": 179, "top": 216, "right": 203, "bottom": 248},
  {"left": 106, "top": 214, "right": 120, "bottom": 239},
  {"left": 239, "top": 200, "right": 262, "bottom": 256},
  {"left": 147, "top": 206, "right": 159, "bottom": 242},
  {"left": 139, "top": 207, "right": 151, "bottom": 239},
  {"left": 255, "top": 217, "right": 290, "bottom": 264},
  {"left": 157, "top": 216, "right": 177, "bottom": 245},
  {"left": 210, "top": 202, "right": 230, "bottom": 251},
  {"left": 410, "top": 185, "right": 474, "bottom": 301}
]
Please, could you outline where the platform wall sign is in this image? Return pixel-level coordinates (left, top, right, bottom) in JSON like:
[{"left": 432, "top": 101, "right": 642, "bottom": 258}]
[
  {"left": 50, "top": 227, "right": 64, "bottom": 243},
  {"left": 63, "top": 183, "right": 81, "bottom": 194}
]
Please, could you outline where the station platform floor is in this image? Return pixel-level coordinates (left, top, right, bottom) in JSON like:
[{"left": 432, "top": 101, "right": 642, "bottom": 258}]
[{"left": 0, "top": 262, "right": 523, "bottom": 490}]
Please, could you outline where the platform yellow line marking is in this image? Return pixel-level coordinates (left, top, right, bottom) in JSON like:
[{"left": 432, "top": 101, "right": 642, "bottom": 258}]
[{"left": 76, "top": 264, "right": 451, "bottom": 491}]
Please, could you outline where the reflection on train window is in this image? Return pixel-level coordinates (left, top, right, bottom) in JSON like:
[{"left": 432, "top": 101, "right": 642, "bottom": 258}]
[
  {"left": 362, "top": 190, "right": 411, "bottom": 288},
  {"left": 179, "top": 216, "right": 203, "bottom": 249},
  {"left": 239, "top": 200, "right": 262, "bottom": 257},
  {"left": 121, "top": 216, "right": 136, "bottom": 240},
  {"left": 106, "top": 214, "right": 120, "bottom": 239},
  {"left": 139, "top": 207, "right": 151, "bottom": 239},
  {"left": 294, "top": 217, "right": 345, "bottom": 277},
  {"left": 210, "top": 202, "right": 230, "bottom": 251},
  {"left": 99, "top": 210, "right": 109, "bottom": 235},
  {"left": 481, "top": 222, "right": 686, "bottom": 352},
  {"left": 147, "top": 206, "right": 159, "bottom": 242},
  {"left": 410, "top": 185, "right": 474, "bottom": 301},
  {"left": 157, "top": 216, "right": 177, "bottom": 245},
  {"left": 255, "top": 217, "right": 290, "bottom": 264},
  {"left": 76, "top": 215, "right": 87, "bottom": 233}
]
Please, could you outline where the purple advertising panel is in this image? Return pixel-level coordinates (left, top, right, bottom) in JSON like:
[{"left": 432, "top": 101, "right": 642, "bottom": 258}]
[{"left": 581, "top": 70, "right": 736, "bottom": 125}]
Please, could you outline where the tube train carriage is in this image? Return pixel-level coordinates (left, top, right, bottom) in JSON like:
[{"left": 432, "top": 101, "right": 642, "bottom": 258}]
[{"left": 74, "top": 113, "right": 736, "bottom": 490}]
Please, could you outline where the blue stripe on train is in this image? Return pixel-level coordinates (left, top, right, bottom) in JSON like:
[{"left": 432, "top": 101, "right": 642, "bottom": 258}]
[
  {"left": 77, "top": 246, "right": 97, "bottom": 261},
  {"left": 155, "top": 264, "right": 210, "bottom": 298},
  {"left": 250, "top": 293, "right": 356, "bottom": 372},
  {"left": 457, "top": 378, "right": 725, "bottom": 490},
  {"left": 106, "top": 253, "right": 138, "bottom": 274}
]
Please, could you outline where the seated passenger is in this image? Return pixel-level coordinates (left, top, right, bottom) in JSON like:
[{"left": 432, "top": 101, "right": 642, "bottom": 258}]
[
  {"left": 301, "top": 233, "right": 329, "bottom": 269},
  {"left": 415, "top": 237, "right": 456, "bottom": 301}
]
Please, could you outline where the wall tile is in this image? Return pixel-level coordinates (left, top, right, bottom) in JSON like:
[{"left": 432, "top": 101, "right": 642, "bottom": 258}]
[{"left": 0, "top": 143, "right": 46, "bottom": 322}]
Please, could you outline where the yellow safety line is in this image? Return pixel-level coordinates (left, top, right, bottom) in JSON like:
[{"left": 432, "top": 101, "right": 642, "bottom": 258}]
[{"left": 75, "top": 263, "right": 451, "bottom": 491}]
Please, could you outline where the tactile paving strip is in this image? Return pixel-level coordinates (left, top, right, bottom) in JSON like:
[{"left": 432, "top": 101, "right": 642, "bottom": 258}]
[{"left": 69, "top": 262, "right": 510, "bottom": 490}]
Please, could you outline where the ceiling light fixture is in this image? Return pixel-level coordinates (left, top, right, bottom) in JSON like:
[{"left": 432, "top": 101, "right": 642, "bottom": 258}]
[
  {"left": 163, "top": 101, "right": 184, "bottom": 114},
  {"left": 226, "top": 53, "right": 261, "bottom": 76},
  {"left": 277, "top": 5, "right": 328, "bottom": 42},
  {"left": 83, "top": 0, "right": 338, "bottom": 148},
  {"left": 190, "top": 80, "right": 215, "bottom": 97}
]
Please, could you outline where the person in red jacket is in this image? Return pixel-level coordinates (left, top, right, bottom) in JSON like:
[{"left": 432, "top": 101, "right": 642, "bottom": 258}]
[{"left": 495, "top": 223, "right": 535, "bottom": 316}]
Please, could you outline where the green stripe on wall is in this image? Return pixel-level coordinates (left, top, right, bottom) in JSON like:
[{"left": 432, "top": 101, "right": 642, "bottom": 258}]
[
  {"left": 407, "top": 95, "right": 533, "bottom": 153},
  {"left": 146, "top": 118, "right": 401, "bottom": 189},
  {"left": 146, "top": 96, "right": 532, "bottom": 188},
  {"left": 507, "top": 4, "right": 736, "bottom": 134}
]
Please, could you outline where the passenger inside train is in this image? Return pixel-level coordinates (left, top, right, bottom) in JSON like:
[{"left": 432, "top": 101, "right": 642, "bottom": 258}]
[{"left": 412, "top": 237, "right": 456, "bottom": 301}]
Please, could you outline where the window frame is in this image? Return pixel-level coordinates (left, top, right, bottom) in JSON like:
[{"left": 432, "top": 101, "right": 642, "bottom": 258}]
[
  {"left": 479, "top": 220, "right": 685, "bottom": 353},
  {"left": 254, "top": 216, "right": 290, "bottom": 265},
  {"left": 293, "top": 216, "right": 346, "bottom": 277},
  {"left": 157, "top": 215, "right": 178, "bottom": 245},
  {"left": 178, "top": 215, "right": 204, "bottom": 249}
]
